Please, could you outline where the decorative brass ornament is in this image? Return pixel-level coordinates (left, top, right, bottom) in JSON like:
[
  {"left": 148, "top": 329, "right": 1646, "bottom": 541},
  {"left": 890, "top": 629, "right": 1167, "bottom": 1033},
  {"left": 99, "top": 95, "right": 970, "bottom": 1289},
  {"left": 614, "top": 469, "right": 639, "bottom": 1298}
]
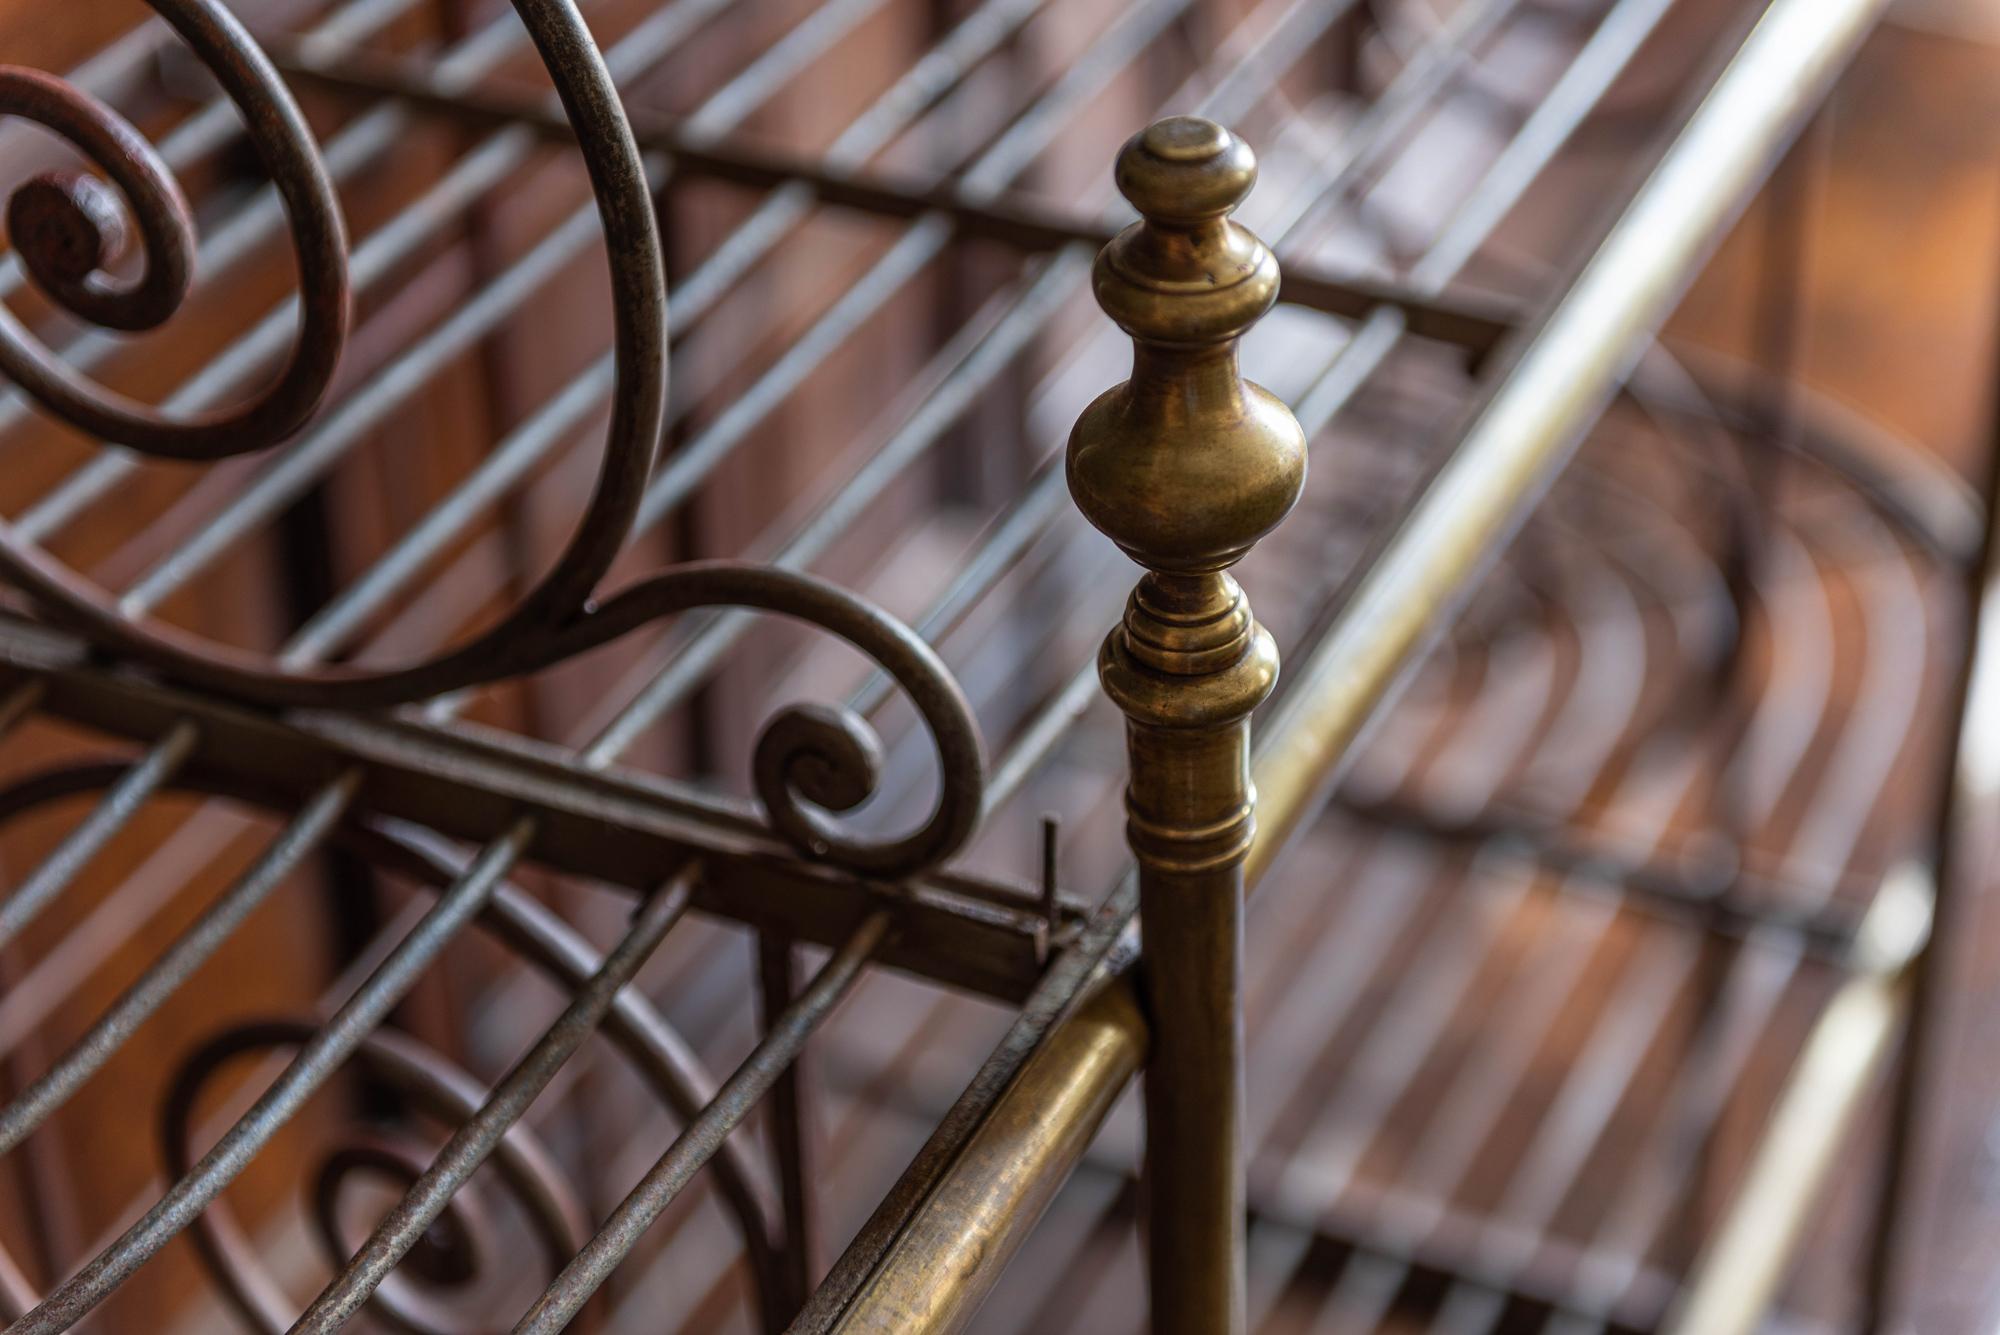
[{"left": 1067, "top": 115, "right": 1304, "bottom": 1335}]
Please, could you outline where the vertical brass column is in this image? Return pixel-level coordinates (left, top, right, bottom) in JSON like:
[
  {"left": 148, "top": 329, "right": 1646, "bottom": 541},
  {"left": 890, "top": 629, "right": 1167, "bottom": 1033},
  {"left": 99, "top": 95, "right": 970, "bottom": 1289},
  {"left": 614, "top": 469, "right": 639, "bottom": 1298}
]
[{"left": 1067, "top": 117, "right": 1305, "bottom": 1334}]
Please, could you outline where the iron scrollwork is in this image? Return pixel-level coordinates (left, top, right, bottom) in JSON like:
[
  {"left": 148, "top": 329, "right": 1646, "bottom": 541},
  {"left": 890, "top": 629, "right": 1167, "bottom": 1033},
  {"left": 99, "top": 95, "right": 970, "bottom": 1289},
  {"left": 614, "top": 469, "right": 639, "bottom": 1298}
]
[
  {"left": 0, "top": 762, "right": 795, "bottom": 1332},
  {"left": 0, "top": 0, "right": 985, "bottom": 880}
]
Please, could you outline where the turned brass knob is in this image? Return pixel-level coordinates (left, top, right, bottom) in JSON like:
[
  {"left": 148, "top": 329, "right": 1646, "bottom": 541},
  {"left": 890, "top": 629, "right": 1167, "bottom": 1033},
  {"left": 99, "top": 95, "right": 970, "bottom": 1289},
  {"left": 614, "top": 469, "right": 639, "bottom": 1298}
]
[{"left": 1067, "top": 116, "right": 1305, "bottom": 576}]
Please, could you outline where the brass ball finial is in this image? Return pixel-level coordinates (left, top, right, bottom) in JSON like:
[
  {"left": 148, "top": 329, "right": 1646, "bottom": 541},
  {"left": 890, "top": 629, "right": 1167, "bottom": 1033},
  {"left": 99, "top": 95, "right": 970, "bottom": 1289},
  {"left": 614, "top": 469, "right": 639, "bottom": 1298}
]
[
  {"left": 1115, "top": 116, "right": 1256, "bottom": 225},
  {"left": 1068, "top": 118, "right": 1305, "bottom": 576}
]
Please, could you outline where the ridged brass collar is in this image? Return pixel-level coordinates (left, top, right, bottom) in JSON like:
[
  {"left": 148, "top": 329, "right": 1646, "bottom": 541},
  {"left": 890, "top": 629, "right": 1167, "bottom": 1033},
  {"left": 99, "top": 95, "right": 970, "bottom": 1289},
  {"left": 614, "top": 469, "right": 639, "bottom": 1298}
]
[{"left": 1094, "top": 117, "right": 1279, "bottom": 349}]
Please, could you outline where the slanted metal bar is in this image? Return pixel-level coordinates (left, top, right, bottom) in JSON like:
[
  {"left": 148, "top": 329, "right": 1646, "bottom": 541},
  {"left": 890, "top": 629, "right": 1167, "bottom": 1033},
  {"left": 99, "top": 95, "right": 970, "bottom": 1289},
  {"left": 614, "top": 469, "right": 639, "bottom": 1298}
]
[
  {"left": 0, "top": 767, "right": 282, "bottom": 1065},
  {"left": 516, "top": 912, "right": 890, "bottom": 1333},
  {"left": 0, "top": 768, "right": 359, "bottom": 1152},
  {"left": 270, "top": 36, "right": 1518, "bottom": 357},
  {"left": 11, "top": 817, "right": 536, "bottom": 1333},
  {"left": 759, "top": 930, "right": 822, "bottom": 1319},
  {"left": 830, "top": 980, "right": 1149, "bottom": 1335},
  {"left": 289, "top": 868, "right": 698, "bottom": 1331},
  {"left": 0, "top": 720, "right": 197, "bottom": 951}
]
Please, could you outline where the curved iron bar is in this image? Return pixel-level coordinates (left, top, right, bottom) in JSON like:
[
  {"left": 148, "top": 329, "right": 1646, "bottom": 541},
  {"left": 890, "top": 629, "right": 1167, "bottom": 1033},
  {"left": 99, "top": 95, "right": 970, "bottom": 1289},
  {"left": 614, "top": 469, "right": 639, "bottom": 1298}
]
[
  {"left": 0, "top": 0, "right": 347, "bottom": 455},
  {"left": 357, "top": 821, "right": 792, "bottom": 1335},
  {"left": 0, "top": 0, "right": 986, "bottom": 880},
  {"left": 0, "top": 758, "right": 790, "bottom": 1333},
  {"left": 162, "top": 1020, "right": 604, "bottom": 1335}
]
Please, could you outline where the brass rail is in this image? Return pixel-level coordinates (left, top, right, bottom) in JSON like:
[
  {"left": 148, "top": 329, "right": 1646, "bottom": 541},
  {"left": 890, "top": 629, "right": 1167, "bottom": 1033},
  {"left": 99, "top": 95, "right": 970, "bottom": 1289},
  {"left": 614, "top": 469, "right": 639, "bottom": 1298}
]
[{"left": 823, "top": 0, "right": 1890, "bottom": 1326}]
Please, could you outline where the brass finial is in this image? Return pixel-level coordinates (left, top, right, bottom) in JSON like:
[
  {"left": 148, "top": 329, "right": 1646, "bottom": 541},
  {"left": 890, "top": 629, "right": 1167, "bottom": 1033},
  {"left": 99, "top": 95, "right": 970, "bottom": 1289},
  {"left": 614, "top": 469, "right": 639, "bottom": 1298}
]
[
  {"left": 1068, "top": 117, "right": 1305, "bottom": 577},
  {"left": 1065, "top": 119, "right": 1305, "bottom": 1333},
  {"left": 1072, "top": 119, "right": 1304, "bottom": 1327}
]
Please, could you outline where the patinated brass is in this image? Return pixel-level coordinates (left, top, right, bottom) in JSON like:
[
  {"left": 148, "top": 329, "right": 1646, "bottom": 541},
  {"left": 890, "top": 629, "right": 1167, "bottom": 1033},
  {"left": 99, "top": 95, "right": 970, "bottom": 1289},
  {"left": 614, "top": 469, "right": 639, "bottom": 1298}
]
[
  {"left": 814, "top": 4, "right": 1889, "bottom": 1316},
  {"left": 1067, "top": 115, "right": 1305, "bottom": 1335},
  {"left": 832, "top": 981, "right": 1148, "bottom": 1332}
]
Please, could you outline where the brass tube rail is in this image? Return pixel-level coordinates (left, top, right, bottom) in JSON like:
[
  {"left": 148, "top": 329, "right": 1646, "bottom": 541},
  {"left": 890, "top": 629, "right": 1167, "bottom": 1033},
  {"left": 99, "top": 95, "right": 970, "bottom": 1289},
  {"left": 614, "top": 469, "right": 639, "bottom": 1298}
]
[
  {"left": 822, "top": 0, "right": 1889, "bottom": 1327},
  {"left": 1662, "top": 870, "right": 1929, "bottom": 1335},
  {"left": 1251, "top": 0, "right": 1887, "bottom": 875}
]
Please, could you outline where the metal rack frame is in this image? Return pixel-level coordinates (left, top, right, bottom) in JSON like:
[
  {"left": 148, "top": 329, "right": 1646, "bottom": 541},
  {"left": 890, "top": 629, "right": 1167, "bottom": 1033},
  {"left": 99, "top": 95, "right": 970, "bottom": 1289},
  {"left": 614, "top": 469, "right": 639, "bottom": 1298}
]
[{"left": 0, "top": 0, "right": 1977, "bottom": 1330}]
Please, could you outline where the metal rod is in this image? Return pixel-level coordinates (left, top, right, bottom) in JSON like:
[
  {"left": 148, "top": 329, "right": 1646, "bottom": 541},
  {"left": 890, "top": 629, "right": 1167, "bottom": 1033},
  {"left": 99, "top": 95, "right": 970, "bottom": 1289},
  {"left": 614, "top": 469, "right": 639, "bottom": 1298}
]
[
  {"left": 0, "top": 720, "right": 196, "bottom": 951},
  {"left": 826, "top": 980, "right": 1147, "bottom": 1332},
  {"left": 514, "top": 912, "right": 890, "bottom": 1333},
  {"left": 1860, "top": 197, "right": 2000, "bottom": 1334},
  {"left": 759, "top": 929, "right": 821, "bottom": 1320},
  {"left": 288, "top": 868, "right": 696, "bottom": 1331},
  {"left": 0, "top": 770, "right": 359, "bottom": 1153},
  {"left": 10, "top": 818, "right": 537, "bottom": 1333}
]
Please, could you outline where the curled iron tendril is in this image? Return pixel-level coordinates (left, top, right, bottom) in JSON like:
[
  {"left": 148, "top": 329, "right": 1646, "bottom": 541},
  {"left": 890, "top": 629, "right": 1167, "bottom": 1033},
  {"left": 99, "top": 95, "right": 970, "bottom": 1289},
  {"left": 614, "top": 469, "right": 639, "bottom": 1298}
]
[
  {"left": 0, "top": 0, "right": 985, "bottom": 879},
  {"left": 165, "top": 1021, "right": 603, "bottom": 1335},
  {"left": 0, "top": 0, "right": 349, "bottom": 455}
]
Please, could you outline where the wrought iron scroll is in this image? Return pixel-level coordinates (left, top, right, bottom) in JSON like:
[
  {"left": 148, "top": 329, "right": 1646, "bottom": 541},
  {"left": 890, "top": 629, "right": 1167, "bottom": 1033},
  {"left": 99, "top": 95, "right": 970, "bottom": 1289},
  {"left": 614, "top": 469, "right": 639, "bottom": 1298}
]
[
  {"left": 0, "top": 760, "right": 793, "bottom": 1332},
  {"left": 0, "top": 0, "right": 346, "bottom": 454},
  {"left": 0, "top": 0, "right": 986, "bottom": 880}
]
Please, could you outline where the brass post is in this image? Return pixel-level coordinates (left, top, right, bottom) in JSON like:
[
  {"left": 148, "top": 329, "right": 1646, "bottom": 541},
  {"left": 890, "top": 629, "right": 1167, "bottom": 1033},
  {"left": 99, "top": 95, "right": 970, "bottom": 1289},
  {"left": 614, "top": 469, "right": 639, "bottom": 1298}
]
[{"left": 1067, "top": 117, "right": 1305, "bottom": 1335}]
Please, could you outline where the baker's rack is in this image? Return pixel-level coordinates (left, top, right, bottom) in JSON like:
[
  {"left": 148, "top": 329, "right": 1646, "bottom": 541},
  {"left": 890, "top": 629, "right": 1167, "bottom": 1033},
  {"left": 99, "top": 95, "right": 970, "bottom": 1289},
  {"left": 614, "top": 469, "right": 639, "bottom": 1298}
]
[{"left": 0, "top": 0, "right": 1985, "bottom": 1331}]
